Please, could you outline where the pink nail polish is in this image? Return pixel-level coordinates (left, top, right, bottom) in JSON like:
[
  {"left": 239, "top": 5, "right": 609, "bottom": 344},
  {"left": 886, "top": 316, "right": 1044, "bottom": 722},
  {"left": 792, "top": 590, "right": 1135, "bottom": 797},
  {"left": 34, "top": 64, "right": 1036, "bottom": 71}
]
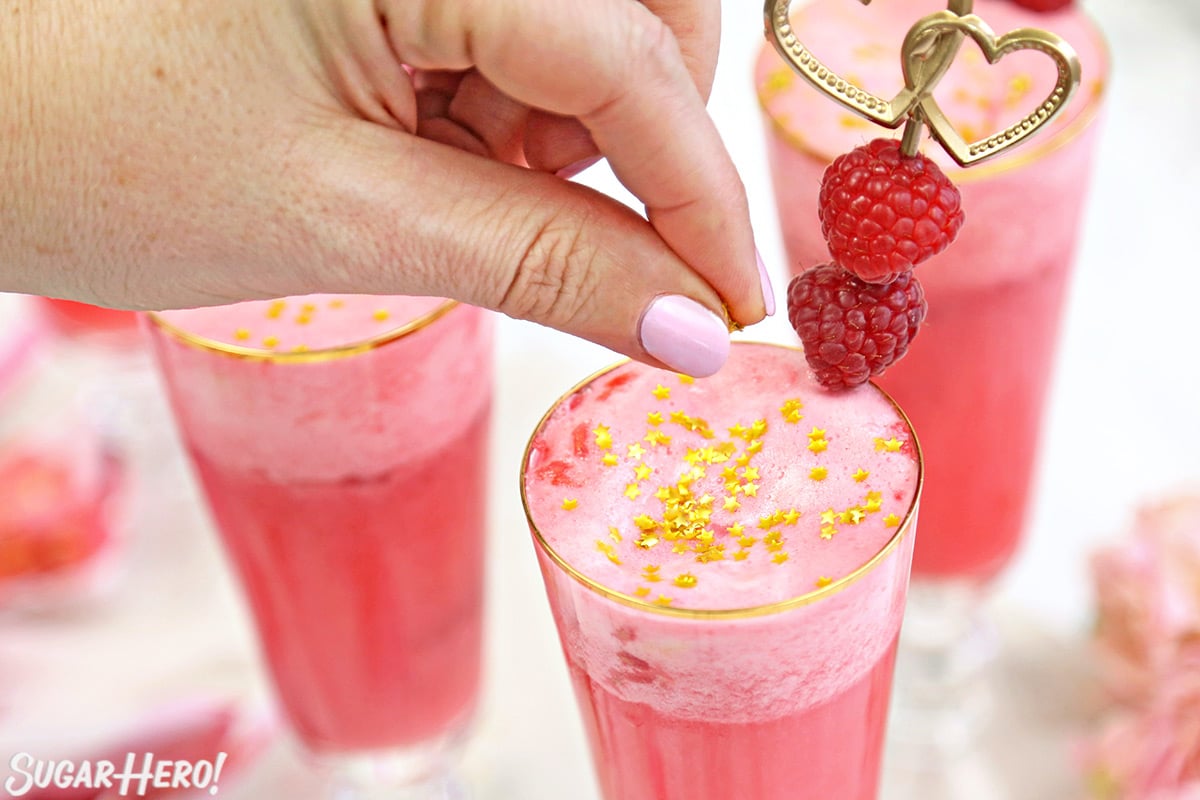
[
  {"left": 556, "top": 156, "right": 602, "bottom": 180},
  {"left": 638, "top": 295, "right": 730, "bottom": 378},
  {"left": 756, "top": 249, "right": 776, "bottom": 317}
]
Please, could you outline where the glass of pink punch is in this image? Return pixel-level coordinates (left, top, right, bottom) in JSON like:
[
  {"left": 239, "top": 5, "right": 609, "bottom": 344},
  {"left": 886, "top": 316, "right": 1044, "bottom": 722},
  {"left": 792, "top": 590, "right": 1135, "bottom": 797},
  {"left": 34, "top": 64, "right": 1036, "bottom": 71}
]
[
  {"left": 147, "top": 295, "right": 493, "bottom": 799},
  {"left": 522, "top": 342, "right": 922, "bottom": 800}
]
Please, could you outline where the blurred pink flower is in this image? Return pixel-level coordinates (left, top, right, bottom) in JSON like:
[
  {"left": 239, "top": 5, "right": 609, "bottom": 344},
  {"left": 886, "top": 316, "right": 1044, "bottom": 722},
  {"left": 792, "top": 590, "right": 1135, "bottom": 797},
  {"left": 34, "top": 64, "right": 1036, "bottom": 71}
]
[{"left": 1083, "top": 493, "right": 1200, "bottom": 799}]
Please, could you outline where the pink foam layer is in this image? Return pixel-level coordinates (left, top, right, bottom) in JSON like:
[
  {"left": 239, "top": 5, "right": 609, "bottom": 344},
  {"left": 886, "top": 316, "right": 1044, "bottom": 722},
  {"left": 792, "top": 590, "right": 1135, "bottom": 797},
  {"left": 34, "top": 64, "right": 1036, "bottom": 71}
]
[
  {"left": 525, "top": 343, "right": 919, "bottom": 610},
  {"left": 157, "top": 294, "right": 448, "bottom": 352},
  {"left": 150, "top": 299, "right": 492, "bottom": 482}
]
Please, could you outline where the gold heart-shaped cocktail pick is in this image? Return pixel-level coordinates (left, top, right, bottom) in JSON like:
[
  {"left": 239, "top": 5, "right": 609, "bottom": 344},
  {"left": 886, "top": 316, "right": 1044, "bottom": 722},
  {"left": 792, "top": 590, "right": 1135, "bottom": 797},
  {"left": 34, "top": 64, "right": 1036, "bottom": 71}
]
[
  {"left": 901, "top": 11, "right": 1081, "bottom": 166},
  {"left": 764, "top": 0, "right": 1082, "bottom": 167}
]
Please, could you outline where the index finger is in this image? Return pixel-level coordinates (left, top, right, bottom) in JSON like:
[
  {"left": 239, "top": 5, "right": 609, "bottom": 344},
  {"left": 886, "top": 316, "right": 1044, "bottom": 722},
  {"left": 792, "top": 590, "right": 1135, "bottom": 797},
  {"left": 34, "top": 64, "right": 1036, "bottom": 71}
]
[{"left": 391, "top": 0, "right": 768, "bottom": 326}]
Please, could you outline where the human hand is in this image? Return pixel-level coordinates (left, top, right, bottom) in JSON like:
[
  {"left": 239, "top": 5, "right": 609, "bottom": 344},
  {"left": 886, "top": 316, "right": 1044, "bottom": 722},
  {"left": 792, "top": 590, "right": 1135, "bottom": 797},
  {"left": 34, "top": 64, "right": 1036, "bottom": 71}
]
[{"left": 1, "top": 0, "right": 772, "bottom": 376}]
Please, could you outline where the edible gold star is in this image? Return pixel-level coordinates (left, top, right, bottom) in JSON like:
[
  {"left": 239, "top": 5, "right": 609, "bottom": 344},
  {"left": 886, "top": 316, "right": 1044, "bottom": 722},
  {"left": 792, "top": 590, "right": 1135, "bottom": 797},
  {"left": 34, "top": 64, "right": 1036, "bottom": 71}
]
[
  {"left": 783, "top": 509, "right": 801, "bottom": 525},
  {"left": 723, "top": 496, "right": 740, "bottom": 512},
  {"left": 772, "top": 552, "right": 790, "bottom": 564},
  {"left": 884, "top": 513, "right": 902, "bottom": 527},
  {"left": 816, "top": 576, "right": 833, "bottom": 588},
  {"left": 562, "top": 498, "right": 578, "bottom": 511},
  {"left": 265, "top": 301, "right": 286, "bottom": 319},
  {"left": 624, "top": 483, "right": 641, "bottom": 500},
  {"left": 262, "top": 335, "right": 279, "bottom": 348},
  {"left": 601, "top": 453, "right": 619, "bottom": 467},
  {"left": 810, "top": 466, "right": 828, "bottom": 481},
  {"left": 808, "top": 439, "right": 828, "bottom": 454},
  {"left": 853, "top": 469, "right": 870, "bottom": 482},
  {"left": 635, "top": 586, "right": 651, "bottom": 597},
  {"left": 233, "top": 328, "right": 251, "bottom": 341},
  {"left": 634, "top": 464, "right": 653, "bottom": 481},
  {"left": 647, "top": 411, "right": 664, "bottom": 426},
  {"left": 673, "top": 573, "right": 697, "bottom": 589},
  {"left": 652, "top": 384, "right": 671, "bottom": 400},
  {"left": 677, "top": 374, "right": 694, "bottom": 384},
  {"left": 373, "top": 309, "right": 390, "bottom": 322},
  {"left": 593, "top": 425, "right": 613, "bottom": 449},
  {"left": 820, "top": 525, "right": 837, "bottom": 540},
  {"left": 627, "top": 443, "right": 646, "bottom": 460}
]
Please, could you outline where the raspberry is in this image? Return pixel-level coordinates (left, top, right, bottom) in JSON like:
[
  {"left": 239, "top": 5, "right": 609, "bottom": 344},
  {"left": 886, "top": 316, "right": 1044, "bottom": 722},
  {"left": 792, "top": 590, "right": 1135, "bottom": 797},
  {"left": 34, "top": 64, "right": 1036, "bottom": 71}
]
[
  {"left": 1009, "top": 0, "right": 1072, "bottom": 12},
  {"left": 819, "top": 138, "right": 964, "bottom": 284},
  {"left": 786, "top": 264, "right": 927, "bottom": 390}
]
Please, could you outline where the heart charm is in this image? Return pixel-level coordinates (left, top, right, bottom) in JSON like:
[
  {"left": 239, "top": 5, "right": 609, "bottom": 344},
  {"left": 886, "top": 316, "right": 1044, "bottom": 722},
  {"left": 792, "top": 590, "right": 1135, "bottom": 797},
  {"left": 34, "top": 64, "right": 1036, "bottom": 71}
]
[
  {"left": 763, "top": 0, "right": 973, "bottom": 130},
  {"left": 902, "top": 11, "right": 1082, "bottom": 166},
  {"left": 765, "top": 0, "right": 1083, "bottom": 168}
]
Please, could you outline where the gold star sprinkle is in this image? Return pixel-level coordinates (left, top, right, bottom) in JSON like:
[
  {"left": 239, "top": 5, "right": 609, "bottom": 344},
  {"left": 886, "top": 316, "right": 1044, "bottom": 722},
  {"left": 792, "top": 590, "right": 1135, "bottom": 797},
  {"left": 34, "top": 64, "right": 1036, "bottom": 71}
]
[
  {"left": 733, "top": 550, "right": 750, "bottom": 561},
  {"left": 624, "top": 483, "right": 641, "bottom": 500},
  {"left": 723, "top": 496, "right": 740, "bottom": 512},
  {"left": 652, "top": 384, "right": 671, "bottom": 400},
  {"left": 328, "top": 299, "right": 345, "bottom": 309},
  {"left": 266, "top": 301, "right": 286, "bottom": 319},
  {"left": 633, "top": 515, "right": 657, "bottom": 530},
  {"left": 562, "top": 498, "right": 578, "bottom": 511},
  {"left": 609, "top": 527, "right": 622, "bottom": 543},
  {"left": 821, "top": 509, "right": 837, "bottom": 525},
  {"left": 655, "top": 595, "right": 673, "bottom": 607},
  {"left": 810, "top": 466, "right": 828, "bottom": 481},
  {"left": 300, "top": 303, "right": 317, "bottom": 313},
  {"left": 673, "top": 573, "right": 697, "bottom": 589},
  {"left": 884, "top": 513, "right": 902, "bottom": 527},
  {"left": 373, "top": 309, "right": 390, "bottom": 322},
  {"left": 291, "top": 344, "right": 309, "bottom": 353},
  {"left": 808, "top": 427, "right": 826, "bottom": 440},
  {"left": 742, "top": 483, "right": 758, "bottom": 498},
  {"left": 627, "top": 443, "right": 646, "bottom": 460},
  {"left": 728, "top": 522, "right": 744, "bottom": 537},
  {"left": 747, "top": 440, "right": 763, "bottom": 455},
  {"left": 635, "top": 587, "right": 651, "bottom": 597},
  {"left": 854, "top": 469, "right": 870, "bottom": 482},
  {"left": 636, "top": 534, "right": 660, "bottom": 549},
  {"left": 772, "top": 552, "right": 790, "bottom": 564},
  {"left": 644, "top": 430, "right": 671, "bottom": 447},
  {"left": 262, "top": 335, "right": 279, "bottom": 348},
  {"left": 296, "top": 314, "right": 312, "bottom": 325},
  {"left": 677, "top": 374, "right": 694, "bottom": 384},
  {"left": 647, "top": 411, "right": 664, "bottom": 426},
  {"left": 233, "top": 328, "right": 251, "bottom": 341},
  {"left": 816, "top": 576, "right": 833, "bottom": 588},
  {"left": 783, "top": 509, "right": 801, "bottom": 526},
  {"left": 820, "top": 525, "right": 837, "bottom": 540},
  {"left": 601, "top": 453, "right": 619, "bottom": 467},
  {"left": 808, "top": 439, "right": 828, "bottom": 454},
  {"left": 875, "top": 437, "right": 903, "bottom": 452},
  {"left": 633, "top": 464, "right": 653, "bottom": 482},
  {"left": 743, "top": 467, "right": 760, "bottom": 482},
  {"left": 594, "top": 425, "right": 613, "bottom": 449},
  {"left": 728, "top": 423, "right": 747, "bottom": 439}
]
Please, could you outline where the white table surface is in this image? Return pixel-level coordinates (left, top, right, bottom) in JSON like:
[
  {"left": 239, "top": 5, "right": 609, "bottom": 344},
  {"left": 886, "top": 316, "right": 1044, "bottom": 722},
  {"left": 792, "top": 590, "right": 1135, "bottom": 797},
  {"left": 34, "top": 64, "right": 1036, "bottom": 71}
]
[{"left": 2, "top": 0, "right": 1199, "bottom": 797}]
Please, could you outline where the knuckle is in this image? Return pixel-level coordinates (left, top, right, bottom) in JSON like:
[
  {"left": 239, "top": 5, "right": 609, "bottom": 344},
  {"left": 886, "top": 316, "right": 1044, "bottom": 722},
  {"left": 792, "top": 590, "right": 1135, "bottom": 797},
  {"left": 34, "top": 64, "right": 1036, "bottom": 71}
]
[{"left": 496, "top": 204, "right": 601, "bottom": 329}]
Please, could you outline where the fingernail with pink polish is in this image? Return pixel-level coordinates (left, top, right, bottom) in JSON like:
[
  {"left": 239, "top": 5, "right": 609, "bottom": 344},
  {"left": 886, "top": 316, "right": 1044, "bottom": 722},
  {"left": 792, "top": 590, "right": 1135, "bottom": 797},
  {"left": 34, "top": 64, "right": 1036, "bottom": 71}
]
[
  {"left": 757, "top": 249, "right": 776, "bottom": 317},
  {"left": 556, "top": 156, "right": 602, "bottom": 180},
  {"left": 639, "top": 295, "right": 730, "bottom": 378}
]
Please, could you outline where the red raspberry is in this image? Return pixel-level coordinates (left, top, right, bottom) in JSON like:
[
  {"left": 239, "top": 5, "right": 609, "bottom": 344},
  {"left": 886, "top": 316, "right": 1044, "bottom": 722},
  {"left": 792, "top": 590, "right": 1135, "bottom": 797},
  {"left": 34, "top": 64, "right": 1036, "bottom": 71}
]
[
  {"left": 1009, "top": 0, "right": 1072, "bottom": 12},
  {"left": 787, "top": 264, "right": 927, "bottom": 390},
  {"left": 819, "top": 138, "right": 964, "bottom": 284}
]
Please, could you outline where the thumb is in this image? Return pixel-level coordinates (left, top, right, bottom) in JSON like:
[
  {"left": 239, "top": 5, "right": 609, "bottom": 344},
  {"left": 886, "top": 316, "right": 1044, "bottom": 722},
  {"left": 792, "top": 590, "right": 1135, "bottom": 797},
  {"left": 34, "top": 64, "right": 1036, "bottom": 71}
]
[{"left": 283, "top": 121, "right": 734, "bottom": 378}]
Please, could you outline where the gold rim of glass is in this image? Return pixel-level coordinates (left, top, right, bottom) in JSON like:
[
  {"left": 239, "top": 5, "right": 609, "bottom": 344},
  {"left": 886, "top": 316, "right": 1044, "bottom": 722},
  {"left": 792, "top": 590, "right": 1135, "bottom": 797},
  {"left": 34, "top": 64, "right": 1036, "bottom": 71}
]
[
  {"left": 755, "top": 7, "right": 1109, "bottom": 183},
  {"left": 145, "top": 298, "right": 458, "bottom": 364},
  {"left": 519, "top": 341, "right": 924, "bottom": 620}
]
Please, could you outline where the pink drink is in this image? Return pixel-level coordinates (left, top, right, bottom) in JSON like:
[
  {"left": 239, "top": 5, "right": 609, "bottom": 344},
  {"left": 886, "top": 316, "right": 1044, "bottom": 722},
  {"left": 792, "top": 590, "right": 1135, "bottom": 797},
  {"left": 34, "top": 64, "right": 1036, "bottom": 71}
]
[
  {"left": 757, "top": 0, "right": 1107, "bottom": 580},
  {"left": 523, "top": 343, "right": 921, "bottom": 800},
  {"left": 37, "top": 298, "right": 140, "bottom": 339},
  {"left": 148, "top": 295, "right": 492, "bottom": 754}
]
